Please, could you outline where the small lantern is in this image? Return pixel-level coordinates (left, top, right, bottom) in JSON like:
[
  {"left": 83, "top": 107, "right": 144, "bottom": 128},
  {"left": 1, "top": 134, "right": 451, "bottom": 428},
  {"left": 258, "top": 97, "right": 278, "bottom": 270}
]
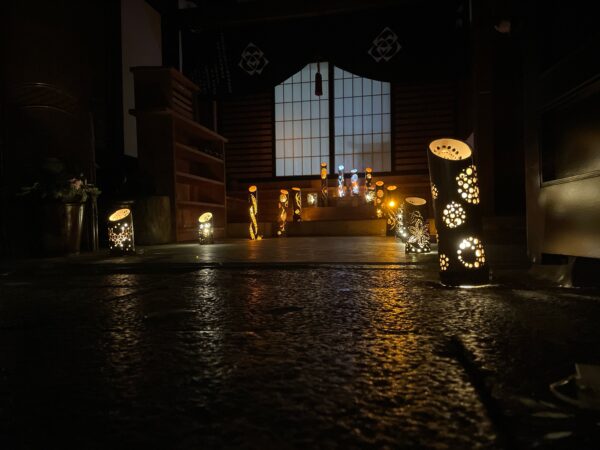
[
  {"left": 350, "top": 169, "right": 359, "bottom": 196},
  {"left": 427, "top": 138, "right": 488, "bottom": 286},
  {"left": 307, "top": 193, "right": 318, "bottom": 206},
  {"left": 198, "top": 212, "right": 214, "bottom": 245},
  {"left": 403, "top": 197, "right": 431, "bottom": 254},
  {"left": 108, "top": 208, "right": 135, "bottom": 255},
  {"left": 320, "top": 162, "right": 328, "bottom": 206},
  {"left": 385, "top": 185, "right": 399, "bottom": 236},
  {"left": 337, "top": 165, "right": 345, "bottom": 198},
  {"left": 248, "top": 185, "right": 261, "bottom": 240},
  {"left": 365, "top": 168, "right": 373, "bottom": 199},
  {"left": 277, "top": 189, "right": 289, "bottom": 237},
  {"left": 375, "top": 180, "right": 385, "bottom": 218},
  {"left": 365, "top": 187, "right": 375, "bottom": 204},
  {"left": 292, "top": 187, "right": 302, "bottom": 222}
]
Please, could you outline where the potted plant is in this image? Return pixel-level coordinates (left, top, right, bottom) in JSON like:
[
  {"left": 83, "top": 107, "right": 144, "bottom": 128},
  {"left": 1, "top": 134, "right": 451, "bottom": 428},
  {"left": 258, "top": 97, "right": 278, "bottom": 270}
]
[{"left": 20, "top": 158, "right": 101, "bottom": 255}]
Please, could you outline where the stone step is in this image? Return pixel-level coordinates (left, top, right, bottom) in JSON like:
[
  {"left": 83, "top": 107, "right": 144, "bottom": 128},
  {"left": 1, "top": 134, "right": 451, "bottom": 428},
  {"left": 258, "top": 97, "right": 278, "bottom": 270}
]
[{"left": 227, "top": 219, "right": 387, "bottom": 238}]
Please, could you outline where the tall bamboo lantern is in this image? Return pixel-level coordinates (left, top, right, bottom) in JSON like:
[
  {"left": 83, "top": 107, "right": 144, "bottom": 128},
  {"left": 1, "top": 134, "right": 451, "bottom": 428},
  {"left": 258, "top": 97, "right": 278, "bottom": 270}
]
[
  {"left": 277, "top": 189, "right": 289, "bottom": 237},
  {"left": 375, "top": 180, "right": 385, "bottom": 218},
  {"left": 337, "top": 165, "right": 345, "bottom": 198},
  {"left": 320, "top": 162, "right": 328, "bottom": 206},
  {"left": 248, "top": 185, "right": 260, "bottom": 240},
  {"left": 385, "top": 185, "right": 399, "bottom": 236},
  {"left": 403, "top": 197, "right": 431, "bottom": 254},
  {"left": 292, "top": 187, "right": 302, "bottom": 222},
  {"left": 350, "top": 169, "right": 359, "bottom": 196},
  {"left": 365, "top": 168, "right": 373, "bottom": 202},
  {"left": 427, "top": 138, "right": 488, "bottom": 285}
]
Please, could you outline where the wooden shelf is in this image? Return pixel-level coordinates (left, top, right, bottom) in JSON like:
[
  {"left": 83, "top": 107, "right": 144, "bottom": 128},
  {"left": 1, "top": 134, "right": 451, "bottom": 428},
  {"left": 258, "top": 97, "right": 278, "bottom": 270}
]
[
  {"left": 176, "top": 171, "right": 224, "bottom": 186},
  {"left": 177, "top": 200, "right": 225, "bottom": 208},
  {"left": 175, "top": 142, "right": 223, "bottom": 164}
]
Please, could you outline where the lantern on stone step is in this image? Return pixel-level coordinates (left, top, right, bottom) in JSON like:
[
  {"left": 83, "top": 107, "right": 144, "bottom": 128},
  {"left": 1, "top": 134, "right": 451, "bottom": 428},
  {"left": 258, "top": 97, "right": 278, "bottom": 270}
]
[
  {"left": 385, "top": 185, "right": 399, "bottom": 236},
  {"left": 375, "top": 180, "right": 385, "bottom": 218},
  {"left": 198, "top": 212, "right": 214, "bottom": 245},
  {"left": 427, "top": 138, "right": 488, "bottom": 286},
  {"left": 292, "top": 187, "right": 302, "bottom": 222},
  {"left": 277, "top": 189, "right": 289, "bottom": 237},
  {"left": 307, "top": 193, "right": 318, "bottom": 206},
  {"left": 108, "top": 208, "right": 135, "bottom": 255},
  {"left": 248, "top": 185, "right": 261, "bottom": 240},
  {"left": 320, "top": 162, "right": 328, "bottom": 206},
  {"left": 365, "top": 168, "right": 373, "bottom": 193},
  {"left": 403, "top": 197, "right": 430, "bottom": 254},
  {"left": 350, "top": 169, "right": 359, "bottom": 196},
  {"left": 337, "top": 165, "right": 345, "bottom": 198}
]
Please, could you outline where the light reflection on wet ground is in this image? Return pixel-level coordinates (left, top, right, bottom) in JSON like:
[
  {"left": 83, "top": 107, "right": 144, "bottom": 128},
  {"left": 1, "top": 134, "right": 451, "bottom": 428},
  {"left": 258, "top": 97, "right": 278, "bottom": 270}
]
[{"left": 1, "top": 264, "right": 599, "bottom": 449}]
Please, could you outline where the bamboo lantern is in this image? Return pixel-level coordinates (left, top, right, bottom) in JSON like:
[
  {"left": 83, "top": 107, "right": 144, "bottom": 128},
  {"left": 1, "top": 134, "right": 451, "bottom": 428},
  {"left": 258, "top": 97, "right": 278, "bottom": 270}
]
[
  {"left": 320, "top": 162, "right": 328, "bottom": 206},
  {"left": 277, "top": 189, "right": 289, "bottom": 237},
  {"left": 427, "top": 138, "right": 488, "bottom": 286},
  {"left": 385, "top": 185, "right": 399, "bottom": 236},
  {"left": 403, "top": 197, "right": 431, "bottom": 254},
  {"left": 375, "top": 180, "right": 385, "bottom": 218},
  {"left": 292, "top": 187, "right": 302, "bottom": 222},
  {"left": 108, "top": 208, "right": 135, "bottom": 255},
  {"left": 248, "top": 185, "right": 260, "bottom": 240},
  {"left": 198, "top": 212, "right": 214, "bottom": 245},
  {"left": 365, "top": 168, "right": 373, "bottom": 202},
  {"left": 307, "top": 193, "right": 318, "bottom": 206},
  {"left": 350, "top": 169, "right": 359, "bottom": 196},
  {"left": 337, "top": 165, "right": 345, "bottom": 198}
]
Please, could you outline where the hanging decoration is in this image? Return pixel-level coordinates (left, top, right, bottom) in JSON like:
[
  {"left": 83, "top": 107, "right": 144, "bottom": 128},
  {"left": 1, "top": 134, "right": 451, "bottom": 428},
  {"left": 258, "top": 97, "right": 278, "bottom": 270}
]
[
  {"left": 198, "top": 212, "right": 214, "bottom": 245},
  {"left": 292, "top": 187, "right": 302, "bottom": 222},
  {"left": 315, "top": 61, "right": 323, "bottom": 96},
  {"left": 108, "top": 208, "right": 135, "bottom": 255},
  {"left": 248, "top": 185, "right": 261, "bottom": 240},
  {"left": 277, "top": 189, "right": 289, "bottom": 237},
  {"left": 320, "top": 162, "right": 328, "bottom": 206},
  {"left": 337, "top": 165, "right": 345, "bottom": 198},
  {"left": 403, "top": 197, "right": 431, "bottom": 254},
  {"left": 427, "top": 138, "right": 489, "bottom": 286},
  {"left": 350, "top": 169, "right": 359, "bottom": 196}
]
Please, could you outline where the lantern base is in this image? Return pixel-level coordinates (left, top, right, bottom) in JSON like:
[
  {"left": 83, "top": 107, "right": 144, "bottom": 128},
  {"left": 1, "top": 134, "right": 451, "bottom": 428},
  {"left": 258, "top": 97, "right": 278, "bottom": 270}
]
[{"left": 439, "top": 268, "right": 490, "bottom": 287}]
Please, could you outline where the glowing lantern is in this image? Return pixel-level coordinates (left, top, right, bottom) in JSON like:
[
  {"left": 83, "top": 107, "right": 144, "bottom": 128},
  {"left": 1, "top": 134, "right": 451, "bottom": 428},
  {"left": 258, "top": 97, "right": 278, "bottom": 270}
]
[
  {"left": 365, "top": 168, "right": 373, "bottom": 194},
  {"left": 292, "top": 187, "right": 302, "bottom": 222},
  {"left": 108, "top": 208, "right": 135, "bottom": 255},
  {"left": 320, "top": 162, "right": 328, "bottom": 206},
  {"left": 307, "top": 193, "right": 318, "bottom": 206},
  {"left": 277, "top": 189, "right": 289, "bottom": 237},
  {"left": 403, "top": 197, "right": 430, "bottom": 254},
  {"left": 427, "top": 138, "right": 489, "bottom": 286},
  {"left": 375, "top": 180, "right": 385, "bottom": 218},
  {"left": 198, "top": 212, "right": 214, "bottom": 245},
  {"left": 350, "top": 169, "right": 359, "bottom": 196},
  {"left": 385, "top": 185, "right": 399, "bottom": 236},
  {"left": 248, "top": 185, "right": 261, "bottom": 240},
  {"left": 337, "top": 165, "right": 345, "bottom": 198}
]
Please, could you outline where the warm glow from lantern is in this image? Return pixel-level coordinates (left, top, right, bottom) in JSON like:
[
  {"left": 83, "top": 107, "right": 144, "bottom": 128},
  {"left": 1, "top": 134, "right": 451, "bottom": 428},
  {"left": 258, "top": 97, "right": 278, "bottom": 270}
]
[
  {"left": 388, "top": 200, "right": 396, "bottom": 208},
  {"left": 248, "top": 185, "right": 257, "bottom": 193},
  {"left": 429, "top": 138, "right": 472, "bottom": 160},
  {"left": 405, "top": 197, "right": 426, "bottom": 206},
  {"left": 198, "top": 212, "right": 213, "bottom": 223},
  {"left": 109, "top": 208, "right": 131, "bottom": 222}
]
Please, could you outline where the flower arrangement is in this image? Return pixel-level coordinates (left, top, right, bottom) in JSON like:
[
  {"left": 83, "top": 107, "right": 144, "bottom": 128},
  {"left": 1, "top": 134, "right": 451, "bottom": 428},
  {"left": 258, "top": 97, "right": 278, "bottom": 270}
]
[{"left": 19, "top": 158, "right": 101, "bottom": 203}]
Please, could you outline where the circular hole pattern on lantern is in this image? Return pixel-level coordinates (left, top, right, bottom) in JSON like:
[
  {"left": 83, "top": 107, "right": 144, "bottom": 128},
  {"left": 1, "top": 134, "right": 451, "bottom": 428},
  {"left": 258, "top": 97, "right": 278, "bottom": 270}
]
[
  {"left": 429, "top": 138, "right": 472, "bottom": 160},
  {"left": 442, "top": 201, "right": 466, "bottom": 228},
  {"left": 431, "top": 183, "right": 438, "bottom": 200},
  {"left": 439, "top": 253, "right": 450, "bottom": 271},
  {"left": 457, "top": 237, "right": 486, "bottom": 269},
  {"left": 456, "top": 165, "right": 480, "bottom": 204}
]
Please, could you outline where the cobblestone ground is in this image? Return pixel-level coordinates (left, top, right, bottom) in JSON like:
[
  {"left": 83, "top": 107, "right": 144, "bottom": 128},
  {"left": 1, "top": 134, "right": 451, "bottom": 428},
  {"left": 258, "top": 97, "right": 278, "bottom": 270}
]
[{"left": 1, "top": 259, "right": 600, "bottom": 449}]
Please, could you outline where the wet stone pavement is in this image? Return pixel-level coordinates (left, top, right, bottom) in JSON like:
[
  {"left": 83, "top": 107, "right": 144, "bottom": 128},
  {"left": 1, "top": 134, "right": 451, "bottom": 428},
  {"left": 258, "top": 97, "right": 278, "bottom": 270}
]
[{"left": 1, "top": 240, "right": 600, "bottom": 449}]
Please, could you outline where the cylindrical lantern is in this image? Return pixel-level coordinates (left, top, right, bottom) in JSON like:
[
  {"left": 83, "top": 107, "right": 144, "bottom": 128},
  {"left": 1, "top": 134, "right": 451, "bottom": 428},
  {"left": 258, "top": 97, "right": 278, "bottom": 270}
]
[
  {"left": 403, "top": 197, "right": 430, "bottom": 254},
  {"left": 320, "top": 162, "right": 328, "bottom": 206},
  {"left": 337, "top": 165, "right": 345, "bottom": 198},
  {"left": 385, "top": 185, "right": 399, "bottom": 236},
  {"left": 427, "top": 138, "right": 488, "bottom": 286},
  {"left": 198, "top": 212, "right": 214, "bottom": 245},
  {"left": 277, "top": 189, "right": 289, "bottom": 237},
  {"left": 365, "top": 168, "right": 373, "bottom": 201},
  {"left": 108, "top": 208, "right": 135, "bottom": 255},
  {"left": 292, "top": 187, "right": 302, "bottom": 222},
  {"left": 350, "top": 169, "right": 359, "bottom": 196},
  {"left": 307, "top": 193, "right": 317, "bottom": 206},
  {"left": 248, "top": 185, "right": 260, "bottom": 240},
  {"left": 375, "top": 180, "right": 385, "bottom": 218}
]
